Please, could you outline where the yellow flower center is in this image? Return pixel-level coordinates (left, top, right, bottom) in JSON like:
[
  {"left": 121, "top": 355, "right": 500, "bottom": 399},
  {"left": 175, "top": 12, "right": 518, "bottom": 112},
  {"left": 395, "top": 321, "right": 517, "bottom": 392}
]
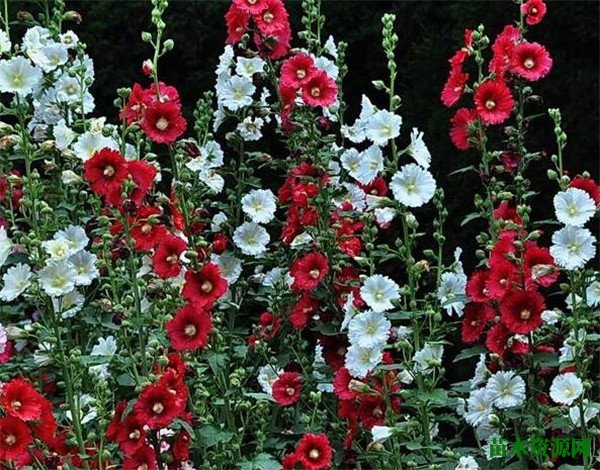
[
  {"left": 485, "top": 99, "right": 496, "bottom": 110},
  {"left": 156, "top": 117, "right": 169, "bottom": 131}
]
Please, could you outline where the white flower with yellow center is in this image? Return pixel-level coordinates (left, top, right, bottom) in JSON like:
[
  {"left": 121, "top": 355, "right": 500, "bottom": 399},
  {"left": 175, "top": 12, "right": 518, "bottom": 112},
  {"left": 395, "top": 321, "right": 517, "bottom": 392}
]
[
  {"left": 553, "top": 188, "right": 596, "bottom": 227},
  {"left": 585, "top": 280, "right": 600, "bottom": 307},
  {"left": 413, "top": 343, "right": 444, "bottom": 374},
  {"left": 550, "top": 225, "right": 596, "bottom": 270},
  {"left": 39, "top": 261, "right": 77, "bottom": 297},
  {"left": 345, "top": 343, "right": 383, "bottom": 378},
  {"left": 484, "top": 371, "right": 526, "bottom": 409},
  {"left": 390, "top": 163, "right": 436, "bottom": 208},
  {"left": 42, "top": 238, "right": 73, "bottom": 261},
  {"left": 550, "top": 372, "right": 583, "bottom": 406},
  {"left": 69, "top": 251, "right": 99, "bottom": 286},
  {"left": 241, "top": 189, "right": 277, "bottom": 224},
  {"left": 219, "top": 75, "right": 255, "bottom": 111},
  {"left": 408, "top": 128, "right": 432, "bottom": 169},
  {"left": 348, "top": 310, "right": 391, "bottom": 349},
  {"left": 365, "top": 109, "right": 402, "bottom": 146},
  {"left": 360, "top": 274, "right": 400, "bottom": 312},
  {"left": 0, "top": 56, "right": 42, "bottom": 96},
  {"left": 0, "top": 264, "right": 32, "bottom": 302},
  {"left": 233, "top": 222, "right": 270, "bottom": 256},
  {"left": 235, "top": 57, "right": 266, "bottom": 78}
]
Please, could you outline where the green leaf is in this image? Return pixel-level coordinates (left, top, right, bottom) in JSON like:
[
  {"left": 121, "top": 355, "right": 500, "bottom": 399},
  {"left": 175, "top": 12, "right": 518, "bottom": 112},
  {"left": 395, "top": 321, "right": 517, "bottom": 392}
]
[
  {"left": 116, "top": 373, "right": 135, "bottom": 387},
  {"left": 448, "top": 165, "right": 477, "bottom": 177},
  {"left": 453, "top": 345, "right": 486, "bottom": 363},
  {"left": 198, "top": 425, "right": 233, "bottom": 448},
  {"left": 532, "top": 352, "right": 559, "bottom": 368},
  {"left": 239, "top": 453, "right": 280, "bottom": 470},
  {"left": 461, "top": 212, "right": 482, "bottom": 226},
  {"left": 205, "top": 352, "right": 227, "bottom": 374},
  {"left": 244, "top": 392, "right": 275, "bottom": 402}
]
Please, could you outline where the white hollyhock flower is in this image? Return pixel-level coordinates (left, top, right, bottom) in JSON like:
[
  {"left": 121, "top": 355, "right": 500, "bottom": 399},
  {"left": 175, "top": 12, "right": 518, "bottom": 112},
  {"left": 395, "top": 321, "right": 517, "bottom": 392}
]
[
  {"left": 355, "top": 145, "right": 384, "bottom": 184},
  {"left": 437, "top": 271, "right": 467, "bottom": 316},
  {"left": 54, "top": 289, "right": 85, "bottom": 319},
  {"left": 0, "top": 323, "right": 7, "bottom": 355},
  {"left": 340, "top": 292, "right": 357, "bottom": 331},
  {"left": 371, "top": 426, "right": 392, "bottom": 444},
  {"left": 54, "top": 225, "right": 89, "bottom": 254},
  {"left": 0, "top": 29, "right": 11, "bottom": 55},
  {"left": 0, "top": 264, "right": 32, "bottom": 301},
  {"left": 559, "top": 329, "right": 586, "bottom": 363},
  {"left": 233, "top": 222, "right": 270, "bottom": 256},
  {"left": 72, "top": 131, "right": 119, "bottom": 161},
  {"left": 550, "top": 372, "right": 583, "bottom": 405},
  {"left": 257, "top": 365, "right": 282, "bottom": 395},
  {"left": 360, "top": 274, "right": 400, "bottom": 312},
  {"left": 39, "top": 261, "right": 77, "bottom": 297},
  {"left": 470, "top": 353, "right": 489, "bottom": 389},
  {"left": 0, "top": 57, "right": 42, "bottom": 96},
  {"left": 374, "top": 207, "right": 396, "bottom": 227},
  {"left": 586, "top": 280, "right": 600, "bottom": 307},
  {"left": 37, "top": 43, "right": 68, "bottom": 72},
  {"left": 485, "top": 371, "right": 526, "bottom": 409},
  {"left": 290, "top": 232, "right": 313, "bottom": 248},
  {"left": 211, "top": 253, "right": 242, "bottom": 284},
  {"left": 553, "top": 188, "right": 596, "bottom": 227},
  {"left": 408, "top": 128, "right": 431, "bottom": 168},
  {"left": 0, "top": 227, "right": 12, "bottom": 268},
  {"left": 324, "top": 35, "right": 338, "bottom": 59},
  {"left": 455, "top": 456, "right": 479, "bottom": 470},
  {"left": 338, "top": 182, "right": 367, "bottom": 212},
  {"left": 345, "top": 344, "right": 383, "bottom": 378},
  {"left": 241, "top": 189, "right": 277, "bottom": 224},
  {"left": 348, "top": 310, "right": 391, "bottom": 349},
  {"left": 53, "top": 119, "right": 76, "bottom": 150},
  {"left": 365, "top": 110, "right": 402, "bottom": 146},
  {"left": 569, "top": 400, "right": 600, "bottom": 427},
  {"left": 313, "top": 343, "right": 333, "bottom": 393},
  {"left": 42, "top": 238, "right": 73, "bottom": 261},
  {"left": 550, "top": 226, "right": 596, "bottom": 270},
  {"left": 236, "top": 116, "right": 264, "bottom": 141},
  {"left": 61, "top": 170, "right": 81, "bottom": 185},
  {"left": 89, "top": 336, "right": 117, "bottom": 380},
  {"left": 465, "top": 388, "right": 493, "bottom": 427},
  {"left": 69, "top": 251, "right": 99, "bottom": 286},
  {"left": 390, "top": 163, "right": 436, "bottom": 208},
  {"left": 219, "top": 75, "right": 255, "bottom": 111},
  {"left": 235, "top": 57, "right": 266, "bottom": 78},
  {"left": 215, "top": 45, "right": 234, "bottom": 77},
  {"left": 211, "top": 212, "right": 228, "bottom": 232},
  {"left": 340, "top": 148, "right": 362, "bottom": 179},
  {"left": 541, "top": 309, "right": 561, "bottom": 325},
  {"left": 413, "top": 343, "right": 444, "bottom": 373},
  {"left": 262, "top": 267, "right": 293, "bottom": 288},
  {"left": 60, "top": 31, "right": 79, "bottom": 48},
  {"left": 198, "top": 168, "right": 225, "bottom": 194}
]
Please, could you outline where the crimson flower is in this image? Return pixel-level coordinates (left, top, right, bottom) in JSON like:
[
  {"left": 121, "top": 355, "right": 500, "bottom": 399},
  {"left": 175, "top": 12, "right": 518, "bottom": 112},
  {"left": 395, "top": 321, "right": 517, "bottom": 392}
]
[
  {"left": 441, "top": 69, "right": 469, "bottom": 107},
  {"left": 116, "top": 414, "right": 146, "bottom": 455},
  {"left": 524, "top": 245, "right": 558, "bottom": 288},
  {"left": 301, "top": 70, "right": 338, "bottom": 108},
  {"left": 281, "top": 53, "right": 317, "bottom": 88},
  {"left": 474, "top": 79, "right": 515, "bottom": 125},
  {"left": 232, "top": 0, "right": 268, "bottom": 15},
  {"left": 1, "top": 378, "right": 44, "bottom": 421},
  {"left": 521, "top": 0, "right": 547, "bottom": 25},
  {"left": 295, "top": 433, "right": 334, "bottom": 470},
  {"left": 0, "top": 416, "right": 33, "bottom": 462},
  {"left": 569, "top": 175, "right": 600, "bottom": 205},
  {"left": 84, "top": 148, "right": 128, "bottom": 203},
  {"left": 500, "top": 289, "right": 545, "bottom": 334},
  {"left": 225, "top": 5, "right": 250, "bottom": 44},
  {"left": 152, "top": 234, "right": 187, "bottom": 279},
  {"left": 182, "top": 262, "right": 228, "bottom": 308},
  {"left": 510, "top": 42, "right": 552, "bottom": 81},
  {"left": 140, "top": 101, "right": 187, "bottom": 145},
  {"left": 254, "top": 0, "right": 289, "bottom": 36},
  {"left": 485, "top": 258, "right": 517, "bottom": 300},
  {"left": 291, "top": 252, "right": 329, "bottom": 291},
  {"left": 466, "top": 270, "right": 490, "bottom": 303},
  {"left": 289, "top": 293, "right": 319, "bottom": 329},
  {"left": 272, "top": 372, "right": 302, "bottom": 406},
  {"left": 166, "top": 303, "right": 213, "bottom": 351},
  {"left": 133, "top": 382, "right": 181, "bottom": 429},
  {"left": 122, "top": 445, "right": 157, "bottom": 470},
  {"left": 461, "top": 303, "right": 496, "bottom": 344},
  {"left": 449, "top": 107, "right": 478, "bottom": 150},
  {"left": 130, "top": 206, "right": 167, "bottom": 252},
  {"left": 485, "top": 323, "right": 511, "bottom": 357},
  {"left": 127, "top": 160, "right": 157, "bottom": 205}
]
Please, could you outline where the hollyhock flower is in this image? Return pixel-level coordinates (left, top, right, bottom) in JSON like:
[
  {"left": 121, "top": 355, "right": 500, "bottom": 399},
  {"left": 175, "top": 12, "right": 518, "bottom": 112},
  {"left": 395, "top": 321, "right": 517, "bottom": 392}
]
[
  {"left": 510, "top": 42, "right": 552, "bottom": 81},
  {"left": 241, "top": 189, "right": 277, "bottom": 224},
  {"left": 233, "top": 0, "right": 269, "bottom": 15},
  {"left": 134, "top": 382, "right": 181, "bottom": 429},
  {"left": 550, "top": 372, "right": 583, "bottom": 406},
  {"left": 291, "top": 252, "right": 329, "bottom": 291},
  {"left": 182, "top": 262, "right": 228, "bottom": 308},
  {"left": 348, "top": 310, "right": 391, "bottom": 349},
  {"left": 485, "top": 370, "right": 526, "bottom": 409},
  {"left": 281, "top": 53, "right": 316, "bottom": 88},
  {"left": 441, "top": 69, "right": 469, "bottom": 107},
  {"left": 211, "top": 252, "right": 242, "bottom": 284},
  {"left": 569, "top": 175, "right": 600, "bottom": 205},
  {"left": 0, "top": 57, "right": 42, "bottom": 96},
  {"left": 257, "top": 365, "right": 282, "bottom": 394},
  {"left": 333, "top": 367, "right": 358, "bottom": 401},
  {"left": 553, "top": 187, "right": 596, "bottom": 227},
  {"left": 358, "top": 394, "right": 388, "bottom": 429},
  {"left": 523, "top": 245, "right": 558, "bottom": 287},
  {"left": 449, "top": 107, "right": 478, "bottom": 150},
  {"left": 38, "top": 260, "right": 77, "bottom": 297},
  {"left": 586, "top": 280, "right": 600, "bottom": 307},
  {"left": 290, "top": 293, "right": 319, "bottom": 329},
  {"left": 345, "top": 344, "right": 383, "bottom": 378},
  {"left": 295, "top": 433, "right": 333, "bottom": 470},
  {"left": 0, "top": 416, "right": 33, "bottom": 462},
  {"left": 257, "top": 312, "right": 281, "bottom": 341},
  {"left": 0, "top": 226, "right": 11, "bottom": 268},
  {"left": 254, "top": 0, "right": 290, "bottom": 36},
  {"left": 390, "top": 163, "right": 436, "bottom": 207},
  {"left": 140, "top": 101, "right": 187, "bottom": 144},
  {"left": 116, "top": 414, "right": 146, "bottom": 455},
  {"left": 84, "top": 148, "right": 128, "bottom": 202},
  {"left": 408, "top": 128, "right": 431, "bottom": 168},
  {"left": 413, "top": 343, "right": 444, "bottom": 373},
  {"left": 521, "top": 0, "right": 547, "bottom": 25},
  {"left": 253, "top": 24, "right": 291, "bottom": 60},
  {"left": 550, "top": 225, "right": 596, "bottom": 270},
  {"left": 130, "top": 207, "right": 167, "bottom": 251},
  {"left": 69, "top": 251, "right": 99, "bottom": 286},
  {"left": 225, "top": 5, "right": 250, "bottom": 44},
  {"left": 466, "top": 270, "right": 490, "bottom": 302},
  {"left": 456, "top": 456, "right": 479, "bottom": 470},
  {"left": 220, "top": 75, "right": 256, "bottom": 110},
  {"left": 282, "top": 453, "right": 300, "bottom": 470},
  {"left": 166, "top": 303, "right": 212, "bottom": 351},
  {"left": 474, "top": 80, "right": 514, "bottom": 125},
  {"left": 500, "top": 149, "right": 520, "bottom": 173},
  {"left": 122, "top": 445, "right": 157, "bottom": 470},
  {"left": 353, "top": 145, "right": 384, "bottom": 184},
  {"left": 365, "top": 110, "right": 402, "bottom": 146},
  {"left": 493, "top": 201, "right": 522, "bottom": 225},
  {"left": 272, "top": 372, "right": 302, "bottom": 406},
  {"left": 127, "top": 160, "right": 157, "bottom": 204},
  {"left": 500, "top": 289, "right": 545, "bottom": 334},
  {"left": 485, "top": 259, "right": 517, "bottom": 300},
  {"left": 360, "top": 275, "right": 400, "bottom": 312},
  {"left": 121, "top": 83, "right": 147, "bottom": 124},
  {"left": 569, "top": 400, "right": 600, "bottom": 426},
  {"left": 438, "top": 271, "right": 468, "bottom": 316},
  {"left": 1, "top": 378, "right": 44, "bottom": 421},
  {"left": 465, "top": 388, "right": 493, "bottom": 426},
  {"left": 152, "top": 235, "right": 187, "bottom": 279},
  {"left": 0, "top": 263, "right": 32, "bottom": 302},
  {"left": 485, "top": 323, "right": 511, "bottom": 357},
  {"left": 489, "top": 25, "right": 521, "bottom": 76},
  {"left": 301, "top": 70, "right": 337, "bottom": 108},
  {"left": 461, "top": 303, "right": 495, "bottom": 344}
]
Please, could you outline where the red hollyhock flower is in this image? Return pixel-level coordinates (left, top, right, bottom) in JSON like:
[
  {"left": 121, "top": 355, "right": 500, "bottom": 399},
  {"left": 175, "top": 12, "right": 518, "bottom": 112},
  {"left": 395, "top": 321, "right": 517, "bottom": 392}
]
[
  {"left": 461, "top": 303, "right": 496, "bottom": 344},
  {"left": 570, "top": 175, "right": 600, "bottom": 205},
  {"left": 320, "top": 334, "right": 349, "bottom": 371},
  {"left": 500, "top": 149, "right": 520, "bottom": 173},
  {"left": 474, "top": 80, "right": 515, "bottom": 125},
  {"left": 182, "top": 262, "right": 228, "bottom": 308},
  {"left": 301, "top": 70, "right": 338, "bottom": 108},
  {"left": 521, "top": 0, "right": 547, "bottom": 25},
  {"left": 122, "top": 445, "right": 157, "bottom": 470},
  {"left": 116, "top": 414, "right": 146, "bottom": 455},
  {"left": 0, "top": 339, "right": 14, "bottom": 363},
  {"left": 105, "top": 400, "right": 127, "bottom": 442},
  {"left": 254, "top": 0, "right": 289, "bottom": 36},
  {"left": 489, "top": 230, "right": 518, "bottom": 265},
  {"left": 290, "top": 293, "right": 319, "bottom": 329},
  {"left": 127, "top": 160, "right": 156, "bottom": 205},
  {"left": 486, "top": 322, "right": 511, "bottom": 357},
  {"left": 172, "top": 430, "right": 191, "bottom": 461},
  {"left": 282, "top": 453, "right": 300, "bottom": 470},
  {"left": 466, "top": 270, "right": 490, "bottom": 302},
  {"left": 449, "top": 107, "right": 478, "bottom": 150},
  {"left": 510, "top": 42, "right": 552, "bottom": 81},
  {"left": 84, "top": 148, "right": 128, "bottom": 202},
  {"left": 489, "top": 25, "right": 521, "bottom": 76},
  {"left": 493, "top": 201, "right": 522, "bottom": 225},
  {"left": 524, "top": 245, "right": 558, "bottom": 288},
  {"left": 281, "top": 53, "right": 317, "bottom": 88},
  {"left": 166, "top": 302, "right": 213, "bottom": 351},
  {"left": 441, "top": 69, "right": 469, "bottom": 107},
  {"left": 257, "top": 311, "right": 281, "bottom": 341},
  {"left": 1, "top": 378, "right": 44, "bottom": 421},
  {"left": 500, "top": 289, "right": 545, "bottom": 334},
  {"left": 0, "top": 416, "right": 33, "bottom": 462},
  {"left": 296, "top": 433, "right": 333, "bottom": 470},
  {"left": 134, "top": 382, "right": 181, "bottom": 429},
  {"left": 291, "top": 252, "right": 329, "bottom": 291},
  {"left": 140, "top": 101, "right": 187, "bottom": 145},
  {"left": 486, "top": 258, "right": 517, "bottom": 300},
  {"left": 29, "top": 399, "right": 57, "bottom": 445},
  {"left": 272, "top": 372, "right": 302, "bottom": 406},
  {"left": 333, "top": 367, "right": 359, "bottom": 401},
  {"left": 253, "top": 25, "right": 291, "bottom": 60},
  {"left": 233, "top": 0, "right": 268, "bottom": 15},
  {"left": 225, "top": 4, "right": 250, "bottom": 44},
  {"left": 130, "top": 206, "right": 167, "bottom": 252},
  {"left": 152, "top": 235, "right": 187, "bottom": 279},
  {"left": 358, "top": 394, "right": 387, "bottom": 429},
  {"left": 211, "top": 232, "right": 229, "bottom": 254},
  {"left": 121, "top": 83, "right": 147, "bottom": 124}
]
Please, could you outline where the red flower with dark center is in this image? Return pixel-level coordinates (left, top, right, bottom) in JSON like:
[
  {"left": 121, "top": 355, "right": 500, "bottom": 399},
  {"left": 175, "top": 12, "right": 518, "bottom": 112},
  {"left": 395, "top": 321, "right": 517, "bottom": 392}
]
[
  {"left": 130, "top": 206, "right": 167, "bottom": 252},
  {"left": 332, "top": 367, "right": 358, "bottom": 401},
  {"left": 225, "top": 5, "right": 250, "bottom": 44},
  {"left": 84, "top": 148, "right": 128, "bottom": 203},
  {"left": 272, "top": 372, "right": 302, "bottom": 406},
  {"left": 166, "top": 302, "right": 213, "bottom": 351},
  {"left": 127, "top": 160, "right": 157, "bottom": 205},
  {"left": 441, "top": 69, "right": 469, "bottom": 107},
  {"left": 301, "top": 70, "right": 338, "bottom": 108},
  {"left": 290, "top": 293, "right": 319, "bottom": 329},
  {"left": 1, "top": 378, "right": 44, "bottom": 421},
  {"left": 569, "top": 175, "right": 600, "bottom": 205},
  {"left": 521, "top": 0, "right": 547, "bottom": 25},
  {"left": 510, "top": 42, "right": 552, "bottom": 81},
  {"left": 485, "top": 323, "right": 511, "bottom": 357},
  {"left": 281, "top": 53, "right": 317, "bottom": 88},
  {"left": 121, "top": 83, "right": 147, "bottom": 124},
  {"left": 358, "top": 394, "right": 387, "bottom": 429},
  {"left": 461, "top": 303, "right": 495, "bottom": 344},
  {"left": 140, "top": 101, "right": 187, "bottom": 145},
  {"left": 182, "top": 262, "right": 228, "bottom": 308},
  {"left": 116, "top": 414, "right": 146, "bottom": 455},
  {"left": 122, "top": 445, "right": 157, "bottom": 470},
  {"left": 232, "top": 0, "right": 268, "bottom": 15},
  {"left": 500, "top": 289, "right": 545, "bottom": 334},
  {"left": 486, "top": 258, "right": 518, "bottom": 300},
  {"left": 0, "top": 416, "right": 33, "bottom": 462},
  {"left": 524, "top": 245, "right": 558, "bottom": 288},
  {"left": 466, "top": 270, "right": 490, "bottom": 302},
  {"left": 254, "top": 0, "right": 289, "bottom": 36},
  {"left": 449, "top": 107, "right": 478, "bottom": 150},
  {"left": 474, "top": 79, "right": 515, "bottom": 125},
  {"left": 296, "top": 433, "right": 333, "bottom": 470},
  {"left": 133, "top": 382, "right": 180, "bottom": 429},
  {"left": 291, "top": 252, "right": 329, "bottom": 291},
  {"left": 172, "top": 430, "right": 191, "bottom": 461},
  {"left": 152, "top": 235, "right": 187, "bottom": 279}
]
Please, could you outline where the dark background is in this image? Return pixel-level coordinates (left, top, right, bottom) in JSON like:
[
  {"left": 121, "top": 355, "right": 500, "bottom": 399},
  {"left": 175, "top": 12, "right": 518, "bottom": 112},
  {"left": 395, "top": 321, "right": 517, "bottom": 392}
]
[{"left": 8, "top": 0, "right": 600, "bottom": 263}]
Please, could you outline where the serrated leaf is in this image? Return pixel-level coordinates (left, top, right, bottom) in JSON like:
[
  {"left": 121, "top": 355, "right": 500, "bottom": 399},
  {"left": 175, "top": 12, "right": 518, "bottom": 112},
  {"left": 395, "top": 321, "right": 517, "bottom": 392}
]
[{"left": 198, "top": 425, "right": 233, "bottom": 448}]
